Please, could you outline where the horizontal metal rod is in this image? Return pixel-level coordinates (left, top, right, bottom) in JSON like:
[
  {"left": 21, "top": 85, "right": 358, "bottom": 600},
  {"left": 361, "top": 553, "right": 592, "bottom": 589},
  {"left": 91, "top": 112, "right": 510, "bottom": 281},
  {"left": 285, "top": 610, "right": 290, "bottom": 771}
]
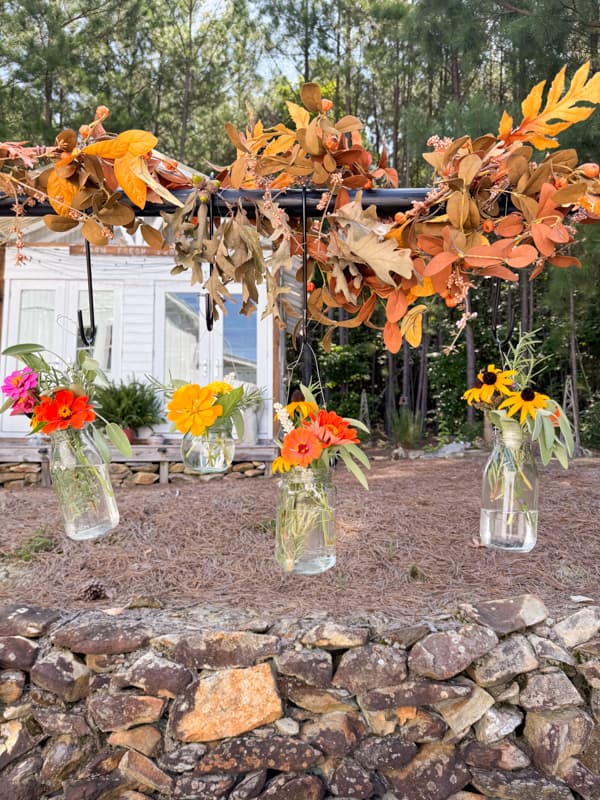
[{"left": 0, "top": 187, "right": 429, "bottom": 219}]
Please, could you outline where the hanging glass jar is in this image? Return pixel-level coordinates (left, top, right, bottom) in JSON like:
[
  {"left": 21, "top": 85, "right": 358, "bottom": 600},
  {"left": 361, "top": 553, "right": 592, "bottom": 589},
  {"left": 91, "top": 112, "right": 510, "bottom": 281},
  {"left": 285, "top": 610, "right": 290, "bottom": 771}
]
[
  {"left": 181, "top": 417, "right": 235, "bottom": 474},
  {"left": 480, "top": 420, "right": 539, "bottom": 551},
  {"left": 275, "top": 464, "right": 336, "bottom": 575},
  {"left": 49, "top": 427, "right": 119, "bottom": 541}
]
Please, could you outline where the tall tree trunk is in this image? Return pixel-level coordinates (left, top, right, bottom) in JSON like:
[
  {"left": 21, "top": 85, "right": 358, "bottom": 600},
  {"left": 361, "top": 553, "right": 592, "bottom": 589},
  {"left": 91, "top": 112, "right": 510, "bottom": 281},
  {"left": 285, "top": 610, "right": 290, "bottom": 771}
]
[
  {"left": 401, "top": 340, "right": 412, "bottom": 408},
  {"left": 416, "top": 332, "right": 429, "bottom": 430},
  {"left": 519, "top": 270, "right": 530, "bottom": 332},
  {"left": 385, "top": 351, "right": 397, "bottom": 436},
  {"left": 465, "top": 316, "right": 476, "bottom": 426}
]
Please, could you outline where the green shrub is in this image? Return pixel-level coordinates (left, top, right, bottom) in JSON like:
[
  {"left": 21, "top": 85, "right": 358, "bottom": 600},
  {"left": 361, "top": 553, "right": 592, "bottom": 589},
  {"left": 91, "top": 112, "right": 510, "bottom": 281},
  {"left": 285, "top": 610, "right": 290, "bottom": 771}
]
[
  {"left": 389, "top": 406, "right": 422, "bottom": 447},
  {"left": 95, "top": 379, "right": 164, "bottom": 432},
  {"left": 580, "top": 393, "right": 600, "bottom": 450}
]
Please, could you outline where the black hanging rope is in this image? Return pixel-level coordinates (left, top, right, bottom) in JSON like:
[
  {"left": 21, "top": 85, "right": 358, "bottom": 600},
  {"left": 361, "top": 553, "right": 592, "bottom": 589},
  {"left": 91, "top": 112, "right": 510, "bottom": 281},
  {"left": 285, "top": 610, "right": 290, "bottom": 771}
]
[
  {"left": 205, "top": 195, "right": 215, "bottom": 332},
  {"left": 77, "top": 240, "right": 97, "bottom": 347},
  {"left": 490, "top": 277, "right": 516, "bottom": 351}
]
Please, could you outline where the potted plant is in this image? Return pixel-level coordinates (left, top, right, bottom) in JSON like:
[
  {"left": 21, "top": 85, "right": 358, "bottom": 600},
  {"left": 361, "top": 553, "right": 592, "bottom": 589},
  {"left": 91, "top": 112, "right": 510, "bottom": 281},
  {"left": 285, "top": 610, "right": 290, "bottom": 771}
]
[{"left": 95, "top": 379, "right": 164, "bottom": 442}]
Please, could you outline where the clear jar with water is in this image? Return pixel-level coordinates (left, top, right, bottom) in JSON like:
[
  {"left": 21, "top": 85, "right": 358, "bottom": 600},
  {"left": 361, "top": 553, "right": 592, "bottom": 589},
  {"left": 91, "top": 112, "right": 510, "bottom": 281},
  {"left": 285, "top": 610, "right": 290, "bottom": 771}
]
[
  {"left": 480, "top": 422, "right": 538, "bottom": 551},
  {"left": 275, "top": 465, "right": 336, "bottom": 575},
  {"left": 181, "top": 417, "right": 235, "bottom": 474},
  {"left": 50, "top": 427, "right": 119, "bottom": 541}
]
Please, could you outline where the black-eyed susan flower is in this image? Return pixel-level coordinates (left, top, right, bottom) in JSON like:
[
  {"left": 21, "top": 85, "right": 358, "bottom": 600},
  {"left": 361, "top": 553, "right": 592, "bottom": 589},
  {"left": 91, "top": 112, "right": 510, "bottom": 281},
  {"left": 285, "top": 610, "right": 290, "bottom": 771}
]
[
  {"left": 463, "top": 383, "right": 483, "bottom": 405},
  {"left": 475, "top": 364, "right": 516, "bottom": 403},
  {"left": 498, "top": 387, "right": 550, "bottom": 424}
]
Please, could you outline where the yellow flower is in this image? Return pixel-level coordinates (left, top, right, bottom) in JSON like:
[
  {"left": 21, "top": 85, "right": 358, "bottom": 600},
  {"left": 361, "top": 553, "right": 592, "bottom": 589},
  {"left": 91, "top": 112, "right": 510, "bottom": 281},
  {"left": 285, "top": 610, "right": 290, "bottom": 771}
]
[
  {"left": 167, "top": 384, "right": 223, "bottom": 436},
  {"left": 498, "top": 387, "right": 550, "bottom": 425},
  {"left": 206, "top": 380, "right": 233, "bottom": 396},
  {"left": 284, "top": 400, "right": 318, "bottom": 420},
  {"left": 272, "top": 456, "right": 292, "bottom": 474},
  {"left": 476, "top": 364, "right": 516, "bottom": 403},
  {"left": 463, "top": 385, "right": 482, "bottom": 405}
]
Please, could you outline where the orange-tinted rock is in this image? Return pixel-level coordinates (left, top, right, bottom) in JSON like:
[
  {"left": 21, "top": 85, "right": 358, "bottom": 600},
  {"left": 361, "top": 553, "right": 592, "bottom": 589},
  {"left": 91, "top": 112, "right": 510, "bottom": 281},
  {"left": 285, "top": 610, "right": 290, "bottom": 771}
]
[
  {"left": 172, "top": 663, "right": 282, "bottom": 742},
  {"left": 119, "top": 749, "right": 173, "bottom": 794},
  {"left": 278, "top": 675, "right": 355, "bottom": 713},
  {"left": 107, "top": 725, "right": 162, "bottom": 756},
  {"left": 0, "top": 670, "right": 25, "bottom": 703}
]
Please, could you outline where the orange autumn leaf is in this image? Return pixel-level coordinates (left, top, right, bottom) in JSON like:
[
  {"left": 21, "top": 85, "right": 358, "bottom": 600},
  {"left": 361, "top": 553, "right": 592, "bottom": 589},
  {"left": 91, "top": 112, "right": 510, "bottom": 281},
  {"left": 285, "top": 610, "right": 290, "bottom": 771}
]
[
  {"left": 47, "top": 168, "right": 79, "bottom": 216},
  {"left": 386, "top": 288, "right": 409, "bottom": 323},
  {"left": 499, "top": 62, "right": 600, "bottom": 149},
  {"left": 114, "top": 153, "right": 147, "bottom": 208},
  {"left": 84, "top": 130, "right": 157, "bottom": 160},
  {"left": 83, "top": 138, "right": 129, "bottom": 160},
  {"left": 383, "top": 320, "right": 403, "bottom": 353}
]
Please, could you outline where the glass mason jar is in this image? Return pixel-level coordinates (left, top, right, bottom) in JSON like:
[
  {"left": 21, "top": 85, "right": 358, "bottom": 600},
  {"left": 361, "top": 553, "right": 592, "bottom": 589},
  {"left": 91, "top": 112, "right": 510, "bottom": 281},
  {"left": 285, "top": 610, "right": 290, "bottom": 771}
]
[
  {"left": 480, "top": 421, "right": 539, "bottom": 551},
  {"left": 181, "top": 417, "right": 235, "bottom": 474},
  {"left": 275, "top": 465, "right": 336, "bottom": 575},
  {"left": 49, "top": 427, "right": 120, "bottom": 541}
]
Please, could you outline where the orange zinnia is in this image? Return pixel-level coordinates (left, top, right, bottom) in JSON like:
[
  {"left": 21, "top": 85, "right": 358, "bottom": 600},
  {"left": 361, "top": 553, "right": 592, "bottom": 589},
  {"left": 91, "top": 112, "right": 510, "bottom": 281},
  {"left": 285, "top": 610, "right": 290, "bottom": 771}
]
[
  {"left": 167, "top": 384, "right": 223, "bottom": 436},
  {"left": 281, "top": 428, "right": 323, "bottom": 468},
  {"left": 35, "top": 390, "right": 96, "bottom": 433},
  {"left": 306, "top": 409, "right": 359, "bottom": 447}
]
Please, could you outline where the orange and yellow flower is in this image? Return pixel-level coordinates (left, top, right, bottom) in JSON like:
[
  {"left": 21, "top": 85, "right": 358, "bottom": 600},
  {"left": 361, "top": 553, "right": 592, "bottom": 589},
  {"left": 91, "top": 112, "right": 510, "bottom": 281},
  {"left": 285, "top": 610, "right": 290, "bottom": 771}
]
[
  {"left": 33, "top": 390, "right": 96, "bottom": 434},
  {"left": 167, "top": 384, "right": 223, "bottom": 436},
  {"left": 281, "top": 427, "right": 323, "bottom": 468},
  {"left": 463, "top": 384, "right": 483, "bottom": 405},
  {"left": 306, "top": 409, "right": 359, "bottom": 447},
  {"left": 498, "top": 387, "right": 550, "bottom": 425},
  {"left": 272, "top": 456, "right": 292, "bottom": 474},
  {"left": 206, "top": 380, "right": 233, "bottom": 396},
  {"left": 285, "top": 399, "right": 319, "bottom": 421}
]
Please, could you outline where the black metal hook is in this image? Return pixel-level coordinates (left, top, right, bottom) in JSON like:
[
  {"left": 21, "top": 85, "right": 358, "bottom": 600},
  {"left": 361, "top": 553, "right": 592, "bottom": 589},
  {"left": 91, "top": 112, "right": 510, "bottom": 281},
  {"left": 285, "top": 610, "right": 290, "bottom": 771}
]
[
  {"left": 77, "top": 239, "right": 96, "bottom": 347},
  {"left": 205, "top": 194, "right": 215, "bottom": 332},
  {"left": 490, "top": 277, "right": 515, "bottom": 351}
]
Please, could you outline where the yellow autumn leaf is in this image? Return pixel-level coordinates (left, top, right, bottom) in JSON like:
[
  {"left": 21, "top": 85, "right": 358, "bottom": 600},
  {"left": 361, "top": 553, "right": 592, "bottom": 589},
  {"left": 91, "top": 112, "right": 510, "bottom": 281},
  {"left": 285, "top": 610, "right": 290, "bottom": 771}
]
[
  {"left": 262, "top": 134, "right": 297, "bottom": 157},
  {"left": 406, "top": 277, "right": 435, "bottom": 302},
  {"left": 83, "top": 137, "right": 129, "bottom": 159},
  {"left": 117, "top": 129, "right": 158, "bottom": 156},
  {"left": 46, "top": 168, "right": 79, "bottom": 216},
  {"left": 286, "top": 101, "right": 310, "bottom": 130},
  {"left": 500, "top": 61, "right": 600, "bottom": 150},
  {"left": 400, "top": 304, "right": 426, "bottom": 348},
  {"left": 114, "top": 153, "right": 147, "bottom": 208}
]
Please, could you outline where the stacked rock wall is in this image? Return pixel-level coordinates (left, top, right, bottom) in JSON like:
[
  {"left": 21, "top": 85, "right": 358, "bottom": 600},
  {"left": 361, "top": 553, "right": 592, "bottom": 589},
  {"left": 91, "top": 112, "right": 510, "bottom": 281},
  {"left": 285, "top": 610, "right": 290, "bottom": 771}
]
[{"left": 0, "top": 595, "right": 599, "bottom": 799}]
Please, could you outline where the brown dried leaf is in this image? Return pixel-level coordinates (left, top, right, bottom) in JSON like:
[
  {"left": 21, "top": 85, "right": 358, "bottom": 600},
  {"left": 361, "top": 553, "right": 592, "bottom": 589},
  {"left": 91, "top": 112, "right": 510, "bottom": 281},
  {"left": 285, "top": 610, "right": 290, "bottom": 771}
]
[
  {"left": 81, "top": 218, "right": 109, "bottom": 246},
  {"left": 140, "top": 224, "right": 165, "bottom": 249},
  {"left": 300, "top": 82, "right": 323, "bottom": 113},
  {"left": 224, "top": 122, "right": 249, "bottom": 153},
  {"left": 43, "top": 214, "right": 80, "bottom": 232},
  {"left": 552, "top": 181, "right": 588, "bottom": 205},
  {"left": 334, "top": 115, "right": 363, "bottom": 133}
]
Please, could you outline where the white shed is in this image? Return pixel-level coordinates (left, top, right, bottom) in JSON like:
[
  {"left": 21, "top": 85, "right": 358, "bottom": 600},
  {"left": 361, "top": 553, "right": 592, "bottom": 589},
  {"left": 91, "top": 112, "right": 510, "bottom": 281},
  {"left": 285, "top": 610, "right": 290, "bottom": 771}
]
[{"left": 0, "top": 239, "right": 275, "bottom": 440}]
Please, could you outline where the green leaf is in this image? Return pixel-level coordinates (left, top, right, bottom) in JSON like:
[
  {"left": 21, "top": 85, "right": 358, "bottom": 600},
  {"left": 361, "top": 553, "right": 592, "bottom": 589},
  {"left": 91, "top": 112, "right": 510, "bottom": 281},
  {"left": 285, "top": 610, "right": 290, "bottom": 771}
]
[
  {"left": 541, "top": 415, "right": 555, "bottom": 450},
  {"left": 0, "top": 396, "right": 15, "bottom": 414},
  {"left": 105, "top": 422, "right": 133, "bottom": 457},
  {"left": 344, "top": 442, "right": 371, "bottom": 469},
  {"left": 538, "top": 433, "right": 552, "bottom": 466},
  {"left": 339, "top": 448, "right": 369, "bottom": 489},
  {"left": 92, "top": 426, "right": 112, "bottom": 463},
  {"left": 2, "top": 343, "right": 45, "bottom": 357},
  {"left": 300, "top": 383, "right": 318, "bottom": 406},
  {"left": 531, "top": 407, "right": 544, "bottom": 442},
  {"left": 231, "top": 408, "right": 244, "bottom": 440},
  {"left": 554, "top": 441, "right": 569, "bottom": 469},
  {"left": 343, "top": 416, "right": 370, "bottom": 434},
  {"left": 218, "top": 386, "right": 244, "bottom": 418}
]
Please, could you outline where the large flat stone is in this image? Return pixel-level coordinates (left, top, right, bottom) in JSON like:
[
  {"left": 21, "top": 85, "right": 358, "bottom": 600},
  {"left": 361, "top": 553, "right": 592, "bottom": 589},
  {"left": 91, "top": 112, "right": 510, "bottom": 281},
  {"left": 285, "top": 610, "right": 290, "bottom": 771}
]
[
  {"left": 30, "top": 648, "right": 91, "bottom": 702},
  {"left": 524, "top": 708, "right": 594, "bottom": 775},
  {"left": 355, "top": 733, "right": 417, "bottom": 770},
  {"left": 408, "top": 624, "right": 498, "bottom": 680},
  {"left": 470, "top": 634, "right": 539, "bottom": 686},
  {"left": 0, "top": 636, "right": 39, "bottom": 670},
  {"left": 554, "top": 607, "right": 600, "bottom": 648},
  {"left": 107, "top": 724, "right": 162, "bottom": 756},
  {"left": 174, "top": 631, "right": 280, "bottom": 669},
  {"left": 463, "top": 595, "right": 548, "bottom": 634},
  {"left": 275, "top": 648, "right": 332, "bottom": 688},
  {"left": 433, "top": 682, "right": 495, "bottom": 733},
  {"left": 116, "top": 651, "right": 193, "bottom": 698},
  {"left": 328, "top": 758, "right": 374, "bottom": 798},
  {"left": 470, "top": 767, "right": 575, "bottom": 800},
  {"left": 195, "top": 734, "right": 322, "bottom": 773},
  {"left": 171, "top": 663, "right": 282, "bottom": 742},
  {"left": 120, "top": 749, "right": 173, "bottom": 794},
  {"left": 360, "top": 679, "right": 472, "bottom": 711},
  {"left": 88, "top": 692, "right": 166, "bottom": 731},
  {"left": 520, "top": 670, "right": 584, "bottom": 710},
  {"left": 528, "top": 634, "right": 576, "bottom": 666},
  {"left": 333, "top": 643, "right": 407, "bottom": 693},
  {"left": 172, "top": 774, "right": 235, "bottom": 799},
  {"left": 462, "top": 740, "right": 530, "bottom": 770},
  {"left": 0, "top": 605, "right": 61, "bottom": 637},
  {"left": 257, "top": 774, "right": 325, "bottom": 799},
  {"left": 383, "top": 742, "right": 470, "bottom": 800},
  {"left": 300, "top": 622, "right": 370, "bottom": 649},
  {"left": 53, "top": 619, "right": 150, "bottom": 654},
  {"left": 474, "top": 705, "right": 523, "bottom": 743},
  {"left": 278, "top": 675, "right": 355, "bottom": 712},
  {"left": 31, "top": 707, "right": 91, "bottom": 736},
  {"left": 301, "top": 711, "right": 361, "bottom": 756}
]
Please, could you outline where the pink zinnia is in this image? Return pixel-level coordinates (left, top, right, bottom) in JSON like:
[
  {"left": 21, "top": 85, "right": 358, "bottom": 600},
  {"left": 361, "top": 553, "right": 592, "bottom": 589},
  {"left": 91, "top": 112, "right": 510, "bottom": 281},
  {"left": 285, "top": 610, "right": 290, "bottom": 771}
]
[
  {"left": 2, "top": 367, "right": 37, "bottom": 399},
  {"left": 10, "top": 394, "right": 36, "bottom": 415}
]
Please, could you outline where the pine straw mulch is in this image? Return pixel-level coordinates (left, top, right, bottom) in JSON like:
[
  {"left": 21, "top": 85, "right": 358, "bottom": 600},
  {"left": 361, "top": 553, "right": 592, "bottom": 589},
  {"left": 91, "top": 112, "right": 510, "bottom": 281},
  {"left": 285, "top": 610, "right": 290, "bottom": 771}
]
[{"left": 0, "top": 452, "right": 598, "bottom": 622}]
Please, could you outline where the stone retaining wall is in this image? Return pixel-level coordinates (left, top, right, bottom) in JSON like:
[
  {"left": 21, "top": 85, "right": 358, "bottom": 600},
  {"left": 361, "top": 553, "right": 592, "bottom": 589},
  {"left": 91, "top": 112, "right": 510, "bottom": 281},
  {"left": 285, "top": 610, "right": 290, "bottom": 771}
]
[
  {"left": 0, "top": 460, "right": 267, "bottom": 489},
  {"left": 0, "top": 595, "right": 599, "bottom": 799}
]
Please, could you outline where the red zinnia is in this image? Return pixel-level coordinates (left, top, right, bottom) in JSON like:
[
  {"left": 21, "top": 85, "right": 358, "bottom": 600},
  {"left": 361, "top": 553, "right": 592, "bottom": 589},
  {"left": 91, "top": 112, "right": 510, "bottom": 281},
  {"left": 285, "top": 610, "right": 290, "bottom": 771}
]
[
  {"left": 306, "top": 409, "right": 359, "bottom": 447},
  {"left": 34, "top": 390, "right": 96, "bottom": 434},
  {"left": 281, "top": 427, "right": 323, "bottom": 467}
]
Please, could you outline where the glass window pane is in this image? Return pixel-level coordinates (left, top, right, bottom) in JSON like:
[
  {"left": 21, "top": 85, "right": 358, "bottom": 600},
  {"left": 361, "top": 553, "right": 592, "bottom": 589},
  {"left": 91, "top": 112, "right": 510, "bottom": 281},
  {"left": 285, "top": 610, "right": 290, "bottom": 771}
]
[
  {"left": 77, "top": 290, "right": 113, "bottom": 371},
  {"left": 165, "top": 292, "right": 200, "bottom": 382},
  {"left": 223, "top": 297, "right": 257, "bottom": 384},
  {"left": 19, "top": 289, "right": 55, "bottom": 344}
]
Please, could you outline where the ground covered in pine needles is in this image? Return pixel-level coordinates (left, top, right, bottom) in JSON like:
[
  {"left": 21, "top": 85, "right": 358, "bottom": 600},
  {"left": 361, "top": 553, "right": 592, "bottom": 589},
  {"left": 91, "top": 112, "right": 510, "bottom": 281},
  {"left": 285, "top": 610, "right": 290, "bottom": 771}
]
[{"left": 1, "top": 452, "right": 598, "bottom": 622}]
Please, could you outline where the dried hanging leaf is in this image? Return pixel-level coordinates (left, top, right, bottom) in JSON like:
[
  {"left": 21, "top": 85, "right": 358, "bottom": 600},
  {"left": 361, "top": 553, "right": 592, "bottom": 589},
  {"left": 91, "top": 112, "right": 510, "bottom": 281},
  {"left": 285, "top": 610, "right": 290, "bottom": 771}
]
[
  {"left": 300, "top": 82, "right": 323, "bottom": 113},
  {"left": 335, "top": 115, "right": 364, "bottom": 133},
  {"left": 140, "top": 224, "right": 165, "bottom": 249},
  {"left": 224, "top": 122, "right": 250, "bottom": 153},
  {"left": 286, "top": 101, "right": 310, "bottom": 130},
  {"left": 400, "top": 304, "right": 426, "bottom": 348},
  {"left": 46, "top": 169, "right": 79, "bottom": 216},
  {"left": 383, "top": 321, "right": 402, "bottom": 353},
  {"left": 458, "top": 153, "right": 482, "bottom": 186},
  {"left": 98, "top": 203, "right": 135, "bottom": 227},
  {"left": 84, "top": 137, "right": 129, "bottom": 160},
  {"left": 552, "top": 181, "right": 588, "bottom": 205},
  {"left": 386, "top": 288, "right": 409, "bottom": 323},
  {"left": 81, "top": 218, "right": 109, "bottom": 245},
  {"left": 43, "top": 214, "right": 79, "bottom": 232},
  {"left": 116, "top": 129, "right": 158, "bottom": 156},
  {"left": 114, "top": 153, "right": 147, "bottom": 208}
]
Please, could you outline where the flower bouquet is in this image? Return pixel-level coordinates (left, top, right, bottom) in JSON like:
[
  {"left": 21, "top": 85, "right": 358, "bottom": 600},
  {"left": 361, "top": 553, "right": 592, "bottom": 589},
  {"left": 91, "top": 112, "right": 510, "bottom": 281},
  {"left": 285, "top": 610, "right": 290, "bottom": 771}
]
[
  {"left": 463, "top": 333, "right": 574, "bottom": 550},
  {"left": 273, "top": 387, "right": 370, "bottom": 574},
  {"left": 163, "top": 377, "right": 261, "bottom": 473},
  {"left": 1, "top": 343, "right": 132, "bottom": 540}
]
